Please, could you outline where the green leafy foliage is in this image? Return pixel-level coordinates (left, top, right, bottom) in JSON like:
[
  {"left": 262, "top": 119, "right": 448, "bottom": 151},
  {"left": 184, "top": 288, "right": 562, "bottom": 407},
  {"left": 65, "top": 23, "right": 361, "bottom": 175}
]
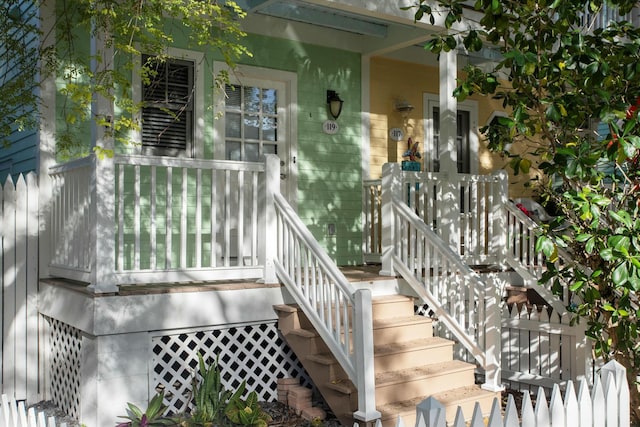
[
  {"left": 2, "top": 0, "right": 251, "bottom": 158},
  {"left": 224, "top": 391, "right": 272, "bottom": 427},
  {"left": 408, "top": 0, "right": 640, "bottom": 420},
  {"left": 116, "top": 391, "right": 176, "bottom": 427}
]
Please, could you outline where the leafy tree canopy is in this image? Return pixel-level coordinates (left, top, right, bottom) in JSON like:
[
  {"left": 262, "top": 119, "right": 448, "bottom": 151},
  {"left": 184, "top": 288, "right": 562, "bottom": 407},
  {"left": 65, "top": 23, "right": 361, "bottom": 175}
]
[
  {"left": 1, "top": 0, "right": 251, "bottom": 158},
  {"left": 407, "top": 0, "right": 640, "bottom": 421}
]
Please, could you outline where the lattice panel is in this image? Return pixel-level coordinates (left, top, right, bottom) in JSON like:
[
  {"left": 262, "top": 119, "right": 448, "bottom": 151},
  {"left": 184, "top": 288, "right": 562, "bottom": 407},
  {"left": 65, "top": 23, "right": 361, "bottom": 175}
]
[
  {"left": 151, "top": 322, "right": 310, "bottom": 415},
  {"left": 48, "top": 317, "right": 82, "bottom": 420}
]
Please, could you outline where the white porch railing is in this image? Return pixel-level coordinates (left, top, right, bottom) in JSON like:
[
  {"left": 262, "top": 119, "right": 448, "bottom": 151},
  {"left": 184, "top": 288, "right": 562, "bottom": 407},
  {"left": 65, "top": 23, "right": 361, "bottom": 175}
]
[
  {"left": 363, "top": 168, "right": 508, "bottom": 265},
  {"left": 270, "top": 159, "right": 379, "bottom": 423},
  {"left": 381, "top": 163, "right": 502, "bottom": 392},
  {"left": 49, "top": 154, "right": 272, "bottom": 291}
]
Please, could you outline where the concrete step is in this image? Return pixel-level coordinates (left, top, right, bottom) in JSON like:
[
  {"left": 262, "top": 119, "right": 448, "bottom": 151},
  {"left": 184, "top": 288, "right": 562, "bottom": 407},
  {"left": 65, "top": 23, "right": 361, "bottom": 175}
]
[
  {"left": 371, "top": 295, "right": 416, "bottom": 320},
  {"left": 373, "top": 360, "right": 476, "bottom": 406},
  {"left": 374, "top": 337, "right": 453, "bottom": 374},
  {"left": 372, "top": 315, "right": 433, "bottom": 345},
  {"left": 376, "top": 385, "right": 499, "bottom": 427}
]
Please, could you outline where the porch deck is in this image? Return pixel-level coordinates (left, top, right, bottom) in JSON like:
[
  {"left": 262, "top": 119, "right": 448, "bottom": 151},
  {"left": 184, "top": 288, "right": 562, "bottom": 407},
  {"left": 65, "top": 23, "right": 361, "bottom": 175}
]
[{"left": 39, "top": 264, "right": 393, "bottom": 297}]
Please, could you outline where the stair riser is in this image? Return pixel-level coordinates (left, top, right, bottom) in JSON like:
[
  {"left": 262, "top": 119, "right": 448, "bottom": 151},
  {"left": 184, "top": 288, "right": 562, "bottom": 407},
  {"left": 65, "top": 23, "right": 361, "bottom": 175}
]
[
  {"left": 306, "top": 359, "right": 348, "bottom": 381},
  {"left": 286, "top": 332, "right": 329, "bottom": 355},
  {"left": 374, "top": 345, "right": 452, "bottom": 374},
  {"left": 372, "top": 299, "right": 416, "bottom": 319},
  {"left": 275, "top": 309, "right": 301, "bottom": 335},
  {"left": 373, "top": 322, "right": 432, "bottom": 345},
  {"left": 375, "top": 369, "right": 475, "bottom": 406},
  {"left": 286, "top": 297, "right": 417, "bottom": 331}
]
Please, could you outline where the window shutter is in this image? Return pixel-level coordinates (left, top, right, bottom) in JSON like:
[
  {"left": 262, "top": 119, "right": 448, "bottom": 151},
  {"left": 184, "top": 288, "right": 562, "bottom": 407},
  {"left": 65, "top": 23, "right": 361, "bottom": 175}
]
[{"left": 141, "top": 56, "right": 194, "bottom": 153}]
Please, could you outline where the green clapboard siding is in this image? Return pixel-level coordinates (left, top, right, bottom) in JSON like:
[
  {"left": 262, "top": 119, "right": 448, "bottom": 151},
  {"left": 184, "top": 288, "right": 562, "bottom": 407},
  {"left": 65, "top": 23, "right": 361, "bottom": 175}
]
[
  {"left": 63, "top": 25, "right": 364, "bottom": 267},
  {"left": 241, "top": 34, "right": 363, "bottom": 265}
]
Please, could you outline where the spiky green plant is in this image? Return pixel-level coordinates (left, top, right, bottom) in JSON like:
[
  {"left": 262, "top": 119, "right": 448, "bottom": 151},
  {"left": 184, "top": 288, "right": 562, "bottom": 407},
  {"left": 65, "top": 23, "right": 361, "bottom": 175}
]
[
  {"left": 190, "top": 353, "right": 244, "bottom": 426},
  {"left": 224, "top": 391, "right": 271, "bottom": 427}
]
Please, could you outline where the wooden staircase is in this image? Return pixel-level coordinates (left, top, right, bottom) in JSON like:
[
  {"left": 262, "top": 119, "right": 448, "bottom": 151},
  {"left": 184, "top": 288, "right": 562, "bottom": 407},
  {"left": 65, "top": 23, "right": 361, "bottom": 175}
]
[{"left": 274, "top": 294, "right": 499, "bottom": 427}]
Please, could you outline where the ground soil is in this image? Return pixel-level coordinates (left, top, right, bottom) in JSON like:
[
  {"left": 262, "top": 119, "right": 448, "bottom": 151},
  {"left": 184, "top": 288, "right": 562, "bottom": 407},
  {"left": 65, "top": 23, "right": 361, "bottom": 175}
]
[{"left": 28, "top": 388, "right": 534, "bottom": 427}]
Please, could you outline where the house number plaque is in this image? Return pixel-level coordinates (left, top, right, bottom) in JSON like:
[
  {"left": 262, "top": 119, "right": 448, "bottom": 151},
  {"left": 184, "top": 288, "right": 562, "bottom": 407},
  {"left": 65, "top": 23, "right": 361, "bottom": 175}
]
[
  {"left": 389, "top": 127, "right": 404, "bottom": 141},
  {"left": 323, "top": 120, "right": 339, "bottom": 134}
]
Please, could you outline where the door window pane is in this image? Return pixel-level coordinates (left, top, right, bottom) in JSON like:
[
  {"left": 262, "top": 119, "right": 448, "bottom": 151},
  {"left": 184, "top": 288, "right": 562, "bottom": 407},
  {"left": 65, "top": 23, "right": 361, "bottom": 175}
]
[
  {"left": 224, "top": 84, "right": 279, "bottom": 161},
  {"left": 243, "top": 114, "right": 260, "bottom": 140},
  {"left": 226, "top": 141, "right": 241, "bottom": 161},
  {"left": 225, "top": 112, "right": 241, "bottom": 138},
  {"left": 245, "top": 143, "right": 259, "bottom": 162}
]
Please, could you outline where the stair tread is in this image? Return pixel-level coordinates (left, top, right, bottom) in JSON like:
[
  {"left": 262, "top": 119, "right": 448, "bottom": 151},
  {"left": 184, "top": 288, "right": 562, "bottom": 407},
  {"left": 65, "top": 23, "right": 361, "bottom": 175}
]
[
  {"left": 375, "top": 360, "right": 474, "bottom": 386},
  {"left": 372, "top": 295, "right": 415, "bottom": 303},
  {"left": 376, "top": 385, "right": 496, "bottom": 418},
  {"left": 308, "top": 337, "right": 453, "bottom": 366},
  {"left": 374, "top": 337, "right": 452, "bottom": 355},
  {"left": 373, "top": 315, "right": 432, "bottom": 328}
]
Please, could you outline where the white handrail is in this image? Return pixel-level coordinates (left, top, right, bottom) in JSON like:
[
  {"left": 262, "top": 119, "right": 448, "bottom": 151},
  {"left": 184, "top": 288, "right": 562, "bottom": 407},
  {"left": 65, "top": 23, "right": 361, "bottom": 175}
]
[
  {"left": 391, "top": 195, "right": 502, "bottom": 392},
  {"left": 272, "top": 192, "right": 380, "bottom": 423}
]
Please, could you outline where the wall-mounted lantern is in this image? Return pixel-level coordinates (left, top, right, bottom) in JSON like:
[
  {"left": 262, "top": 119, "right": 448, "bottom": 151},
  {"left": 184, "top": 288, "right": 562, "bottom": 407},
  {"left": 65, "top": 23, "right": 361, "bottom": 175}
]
[{"left": 326, "top": 90, "right": 344, "bottom": 120}]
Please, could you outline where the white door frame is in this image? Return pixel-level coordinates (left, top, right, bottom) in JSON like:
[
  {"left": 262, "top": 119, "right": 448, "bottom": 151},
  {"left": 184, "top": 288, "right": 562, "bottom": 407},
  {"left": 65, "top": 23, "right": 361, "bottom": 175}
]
[
  {"left": 423, "top": 93, "right": 479, "bottom": 174},
  {"left": 213, "top": 62, "right": 298, "bottom": 207}
]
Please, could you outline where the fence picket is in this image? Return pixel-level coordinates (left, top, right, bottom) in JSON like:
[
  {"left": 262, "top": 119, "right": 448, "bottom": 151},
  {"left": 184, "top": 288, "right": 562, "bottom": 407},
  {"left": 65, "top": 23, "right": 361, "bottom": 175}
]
[
  {"left": 469, "top": 402, "right": 484, "bottom": 427},
  {"left": 592, "top": 374, "right": 605, "bottom": 426},
  {"left": 564, "top": 381, "right": 579, "bottom": 426},
  {"left": 503, "top": 395, "right": 518, "bottom": 427},
  {"left": 521, "top": 392, "right": 535, "bottom": 427},
  {"left": 486, "top": 398, "right": 501, "bottom": 427},
  {"left": 549, "top": 384, "right": 565, "bottom": 426},
  {"left": 535, "top": 387, "right": 550, "bottom": 426},
  {"left": 604, "top": 374, "right": 619, "bottom": 427}
]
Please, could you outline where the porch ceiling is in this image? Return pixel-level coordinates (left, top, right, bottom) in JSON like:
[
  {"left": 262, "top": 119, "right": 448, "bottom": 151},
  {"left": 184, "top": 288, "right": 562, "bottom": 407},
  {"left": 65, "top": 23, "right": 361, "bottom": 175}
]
[
  {"left": 236, "top": 0, "right": 392, "bottom": 38},
  {"left": 233, "top": 0, "right": 492, "bottom": 63}
]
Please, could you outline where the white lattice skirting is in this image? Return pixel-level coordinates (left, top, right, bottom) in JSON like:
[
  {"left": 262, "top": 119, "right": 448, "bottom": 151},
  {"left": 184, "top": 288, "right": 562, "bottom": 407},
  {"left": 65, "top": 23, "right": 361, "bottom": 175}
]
[
  {"left": 48, "top": 317, "right": 82, "bottom": 420},
  {"left": 151, "top": 321, "right": 309, "bottom": 415}
]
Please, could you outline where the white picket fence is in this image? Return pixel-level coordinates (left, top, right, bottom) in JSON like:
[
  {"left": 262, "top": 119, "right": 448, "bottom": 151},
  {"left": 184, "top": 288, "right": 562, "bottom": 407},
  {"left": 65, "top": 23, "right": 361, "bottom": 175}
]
[
  {"left": 0, "top": 395, "right": 66, "bottom": 427},
  {"left": 501, "top": 303, "right": 592, "bottom": 390},
  {"left": 356, "top": 359, "right": 629, "bottom": 427},
  {"left": 0, "top": 174, "right": 40, "bottom": 402}
]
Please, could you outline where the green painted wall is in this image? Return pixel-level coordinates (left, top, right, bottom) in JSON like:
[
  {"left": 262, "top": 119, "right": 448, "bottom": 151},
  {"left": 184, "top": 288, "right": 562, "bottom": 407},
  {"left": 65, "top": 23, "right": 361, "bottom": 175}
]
[
  {"left": 241, "top": 34, "right": 363, "bottom": 265},
  {"left": 52, "top": 14, "right": 364, "bottom": 266},
  {"left": 166, "top": 32, "right": 364, "bottom": 265}
]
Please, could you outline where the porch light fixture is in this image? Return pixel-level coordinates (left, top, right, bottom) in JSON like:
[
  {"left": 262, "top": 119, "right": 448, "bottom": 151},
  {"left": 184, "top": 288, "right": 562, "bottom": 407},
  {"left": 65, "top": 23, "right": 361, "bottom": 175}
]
[
  {"left": 326, "top": 90, "right": 344, "bottom": 120},
  {"left": 394, "top": 100, "right": 415, "bottom": 118}
]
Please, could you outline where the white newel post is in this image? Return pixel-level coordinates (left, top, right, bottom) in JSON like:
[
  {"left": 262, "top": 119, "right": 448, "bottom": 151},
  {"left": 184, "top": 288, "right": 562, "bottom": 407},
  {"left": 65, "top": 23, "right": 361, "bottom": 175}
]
[
  {"left": 352, "top": 288, "right": 381, "bottom": 423},
  {"left": 380, "top": 163, "right": 401, "bottom": 276},
  {"left": 481, "top": 275, "right": 502, "bottom": 392},
  {"left": 88, "top": 27, "right": 117, "bottom": 293},
  {"left": 491, "top": 170, "right": 508, "bottom": 267},
  {"left": 438, "top": 48, "right": 460, "bottom": 253},
  {"left": 261, "top": 154, "right": 279, "bottom": 284}
]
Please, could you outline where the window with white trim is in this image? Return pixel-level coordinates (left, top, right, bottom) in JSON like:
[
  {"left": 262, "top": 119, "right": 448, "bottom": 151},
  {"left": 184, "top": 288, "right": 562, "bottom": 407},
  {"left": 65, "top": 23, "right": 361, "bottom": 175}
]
[
  {"left": 223, "top": 84, "right": 278, "bottom": 161},
  {"left": 141, "top": 55, "right": 194, "bottom": 155}
]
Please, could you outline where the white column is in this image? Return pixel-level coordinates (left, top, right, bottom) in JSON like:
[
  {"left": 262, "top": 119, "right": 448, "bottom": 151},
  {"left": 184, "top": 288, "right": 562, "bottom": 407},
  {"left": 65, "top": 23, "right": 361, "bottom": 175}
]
[
  {"left": 261, "top": 154, "right": 279, "bottom": 284},
  {"left": 88, "top": 26, "right": 117, "bottom": 293},
  {"left": 439, "top": 48, "right": 458, "bottom": 174},
  {"left": 38, "top": 0, "right": 56, "bottom": 282},
  {"left": 352, "top": 288, "right": 381, "bottom": 423},
  {"left": 380, "top": 163, "right": 401, "bottom": 276},
  {"left": 438, "top": 48, "right": 460, "bottom": 252}
]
